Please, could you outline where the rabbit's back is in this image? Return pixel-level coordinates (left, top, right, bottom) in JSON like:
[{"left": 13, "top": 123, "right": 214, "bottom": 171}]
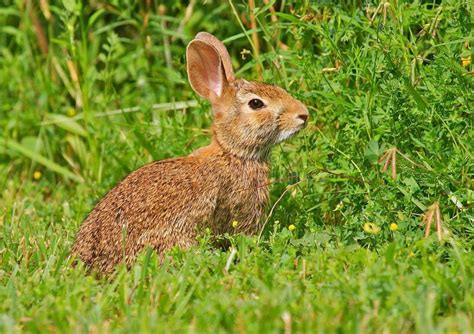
[{"left": 72, "top": 152, "right": 269, "bottom": 272}]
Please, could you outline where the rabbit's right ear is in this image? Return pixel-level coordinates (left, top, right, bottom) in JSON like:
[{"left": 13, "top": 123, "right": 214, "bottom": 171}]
[{"left": 186, "top": 38, "right": 231, "bottom": 102}]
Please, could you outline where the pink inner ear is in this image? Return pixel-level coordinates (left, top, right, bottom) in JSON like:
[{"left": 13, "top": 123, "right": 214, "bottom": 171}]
[
  {"left": 195, "top": 32, "right": 235, "bottom": 83},
  {"left": 195, "top": 45, "right": 223, "bottom": 97}
]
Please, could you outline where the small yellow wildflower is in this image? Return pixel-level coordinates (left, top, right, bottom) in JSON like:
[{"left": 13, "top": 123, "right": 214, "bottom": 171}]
[
  {"left": 66, "top": 107, "right": 76, "bottom": 117},
  {"left": 389, "top": 223, "right": 398, "bottom": 232},
  {"left": 461, "top": 55, "right": 471, "bottom": 67},
  {"left": 408, "top": 251, "right": 415, "bottom": 257},
  {"left": 333, "top": 201, "right": 344, "bottom": 211},
  {"left": 240, "top": 48, "right": 251, "bottom": 60},
  {"left": 33, "top": 170, "right": 42, "bottom": 180},
  {"left": 232, "top": 220, "right": 239, "bottom": 228},
  {"left": 363, "top": 223, "right": 380, "bottom": 235},
  {"left": 288, "top": 224, "right": 296, "bottom": 232}
]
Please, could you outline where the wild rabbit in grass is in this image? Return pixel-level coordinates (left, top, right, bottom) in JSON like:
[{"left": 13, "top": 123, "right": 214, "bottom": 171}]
[{"left": 72, "top": 32, "right": 309, "bottom": 273}]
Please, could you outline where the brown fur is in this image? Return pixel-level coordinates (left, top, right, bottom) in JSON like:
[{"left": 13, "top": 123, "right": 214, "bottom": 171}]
[{"left": 72, "top": 32, "right": 308, "bottom": 273}]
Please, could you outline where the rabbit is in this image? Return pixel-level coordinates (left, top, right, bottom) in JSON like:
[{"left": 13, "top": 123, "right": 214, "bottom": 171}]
[{"left": 72, "top": 32, "right": 309, "bottom": 273}]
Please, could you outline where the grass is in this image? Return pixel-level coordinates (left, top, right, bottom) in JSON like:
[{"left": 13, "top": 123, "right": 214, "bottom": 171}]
[{"left": 0, "top": 0, "right": 473, "bottom": 333}]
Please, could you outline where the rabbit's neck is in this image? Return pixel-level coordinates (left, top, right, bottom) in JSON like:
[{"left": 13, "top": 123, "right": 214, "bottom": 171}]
[
  {"left": 190, "top": 140, "right": 269, "bottom": 175},
  {"left": 204, "top": 135, "right": 272, "bottom": 162}
]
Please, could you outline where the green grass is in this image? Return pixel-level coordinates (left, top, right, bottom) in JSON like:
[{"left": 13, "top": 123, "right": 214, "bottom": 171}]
[{"left": 1, "top": 1, "right": 473, "bottom": 333}]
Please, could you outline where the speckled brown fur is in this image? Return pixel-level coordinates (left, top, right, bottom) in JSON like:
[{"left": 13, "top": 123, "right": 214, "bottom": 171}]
[{"left": 72, "top": 32, "right": 308, "bottom": 273}]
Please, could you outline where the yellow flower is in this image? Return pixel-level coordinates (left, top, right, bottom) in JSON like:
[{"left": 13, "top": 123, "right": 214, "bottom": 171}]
[
  {"left": 33, "top": 170, "right": 42, "bottom": 180},
  {"left": 363, "top": 223, "right": 380, "bottom": 235},
  {"left": 232, "top": 220, "right": 239, "bottom": 228},
  {"left": 66, "top": 107, "right": 76, "bottom": 117},
  {"left": 461, "top": 55, "right": 471, "bottom": 67},
  {"left": 288, "top": 224, "right": 296, "bottom": 232},
  {"left": 240, "top": 48, "right": 251, "bottom": 60},
  {"left": 333, "top": 201, "right": 344, "bottom": 211},
  {"left": 389, "top": 223, "right": 398, "bottom": 232}
]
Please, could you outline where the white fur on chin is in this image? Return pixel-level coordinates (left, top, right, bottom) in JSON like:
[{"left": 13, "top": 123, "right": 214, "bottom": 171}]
[{"left": 276, "top": 128, "right": 299, "bottom": 143}]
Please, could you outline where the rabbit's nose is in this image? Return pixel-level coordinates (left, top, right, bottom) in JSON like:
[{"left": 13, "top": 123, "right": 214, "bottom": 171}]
[{"left": 298, "top": 114, "right": 308, "bottom": 123}]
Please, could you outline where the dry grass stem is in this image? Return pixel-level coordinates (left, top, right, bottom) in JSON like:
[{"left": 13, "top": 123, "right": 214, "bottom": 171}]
[
  {"left": 249, "top": 0, "right": 262, "bottom": 79},
  {"left": 378, "top": 147, "right": 397, "bottom": 179},
  {"left": 423, "top": 210, "right": 434, "bottom": 238},
  {"left": 263, "top": 0, "right": 278, "bottom": 23},
  {"left": 158, "top": 5, "right": 173, "bottom": 70},
  {"left": 66, "top": 59, "right": 83, "bottom": 108},
  {"left": 27, "top": 0, "right": 49, "bottom": 55},
  {"left": 39, "top": 0, "right": 51, "bottom": 20},
  {"left": 422, "top": 202, "right": 443, "bottom": 241}
]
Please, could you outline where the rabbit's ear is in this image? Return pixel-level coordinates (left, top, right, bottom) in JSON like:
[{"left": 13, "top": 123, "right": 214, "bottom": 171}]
[
  {"left": 187, "top": 39, "right": 227, "bottom": 101},
  {"left": 195, "top": 32, "right": 235, "bottom": 83}
]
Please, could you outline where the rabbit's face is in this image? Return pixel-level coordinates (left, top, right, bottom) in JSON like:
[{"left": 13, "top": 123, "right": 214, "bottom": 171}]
[
  {"left": 212, "top": 80, "right": 309, "bottom": 160},
  {"left": 186, "top": 32, "right": 308, "bottom": 160}
]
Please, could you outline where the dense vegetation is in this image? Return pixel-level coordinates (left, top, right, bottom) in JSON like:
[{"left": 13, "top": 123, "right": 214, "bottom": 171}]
[{"left": 1, "top": 1, "right": 472, "bottom": 333}]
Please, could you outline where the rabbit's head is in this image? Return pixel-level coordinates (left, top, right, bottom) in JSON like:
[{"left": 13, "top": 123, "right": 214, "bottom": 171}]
[{"left": 187, "top": 32, "right": 309, "bottom": 160}]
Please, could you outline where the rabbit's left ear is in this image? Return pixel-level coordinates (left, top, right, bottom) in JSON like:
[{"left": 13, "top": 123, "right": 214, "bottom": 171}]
[
  {"left": 187, "top": 39, "right": 226, "bottom": 102},
  {"left": 195, "top": 32, "right": 235, "bottom": 83}
]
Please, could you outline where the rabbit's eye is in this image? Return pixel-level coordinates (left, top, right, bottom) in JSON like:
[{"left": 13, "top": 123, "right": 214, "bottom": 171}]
[{"left": 248, "top": 98, "right": 265, "bottom": 110}]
